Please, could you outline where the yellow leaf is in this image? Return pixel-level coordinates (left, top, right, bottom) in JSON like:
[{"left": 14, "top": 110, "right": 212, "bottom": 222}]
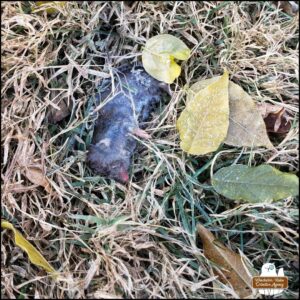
[
  {"left": 33, "top": 1, "right": 66, "bottom": 14},
  {"left": 177, "top": 70, "right": 229, "bottom": 155},
  {"left": 188, "top": 78, "right": 274, "bottom": 149},
  {"left": 1, "top": 220, "right": 57, "bottom": 275},
  {"left": 197, "top": 224, "right": 255, "bottom": 298},
  {"left": 226, "top": 82, "right": 274, "bottom": 148},
  {"left": 142, "top": 34, "right": 191, "bottom": 84}
]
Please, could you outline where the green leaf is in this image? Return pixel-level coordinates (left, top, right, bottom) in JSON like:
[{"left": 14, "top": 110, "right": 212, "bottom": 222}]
[
  {"left": 177, "top": 70, "right": 229, "bottom": 155},
  {"left": 142, "top": 34, "right": 190, "bottom": 83},
  {"left": 212, "top": 165, "right": 299, "bottom": 203}
]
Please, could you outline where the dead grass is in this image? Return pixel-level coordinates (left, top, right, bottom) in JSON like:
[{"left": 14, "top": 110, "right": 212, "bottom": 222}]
[{"left": 1, "top": 1, "right": 299, "bottom": 299}]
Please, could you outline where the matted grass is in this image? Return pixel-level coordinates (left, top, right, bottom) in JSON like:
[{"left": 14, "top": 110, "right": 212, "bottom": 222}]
[{"left": 1, "top": 1, "right": 299, "bottom": 298}]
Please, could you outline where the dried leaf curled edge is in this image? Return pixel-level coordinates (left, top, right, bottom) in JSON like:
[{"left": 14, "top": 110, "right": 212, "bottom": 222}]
[{"left": 257, "top": 102, "right": 292, "bottom": 134}]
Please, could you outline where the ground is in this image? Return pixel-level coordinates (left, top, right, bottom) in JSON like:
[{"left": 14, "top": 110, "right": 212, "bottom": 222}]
[{"left": 1, "top": 1, "right": 299, "bottom": 299}]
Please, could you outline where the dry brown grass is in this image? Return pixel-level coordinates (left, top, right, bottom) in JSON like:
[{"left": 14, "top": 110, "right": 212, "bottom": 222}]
[{"left": 1, "top": 1, "right": 299, "bottom": 299}]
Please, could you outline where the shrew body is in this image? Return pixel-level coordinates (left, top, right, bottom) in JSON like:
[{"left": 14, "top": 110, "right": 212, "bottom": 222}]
[{"left": 87, "top": 65, "right": 166, "bottom": 183}]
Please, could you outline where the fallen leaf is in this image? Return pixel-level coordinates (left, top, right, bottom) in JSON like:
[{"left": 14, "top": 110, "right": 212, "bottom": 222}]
[
  {"left": 188, "top": 78, "right": 273, "bottom": 149},
  {"left": 212, "top": 164, "right": 299, "bottom": 203},
  {"left": 142, "top": 34, "right": 190, "bottom": 84},
  {"left": 257, "top": 103, "right": 291, "bottom": 134},
  {"left": 25, "top": 166, "right": 51, "bottom": 193},
  {"left": 47, "top": 95, "right": 73, "bottom": 124},
  {"left": 256, "top": 102, "right": 282, "bottom": 118},
  {"left": 226, "top": 83, "right": 274, "bottom": 148},
  {"left": 1, "top": 220, "right": 57, "bottom": 275},
  {"left": 197, "top": 224, "right": 254, "bottom": 298},
  {"left": 14, "top": 133, "right": 52, "bottom": 193},
  {"left": 177, "top": 70, "right": 229, "bottom": 155},
  {"left": 265, "top": 110, "right": 291, "bottom": 133}
]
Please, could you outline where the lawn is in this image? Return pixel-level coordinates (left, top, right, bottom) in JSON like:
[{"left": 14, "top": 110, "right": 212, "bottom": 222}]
[{"left": 1, "top": 1, "right": 299, "bottom": 298}]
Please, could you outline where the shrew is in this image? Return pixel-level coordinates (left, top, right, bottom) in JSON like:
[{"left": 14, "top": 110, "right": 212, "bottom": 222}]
[{"left": 87, "top": 64, "right": 169, "bottom": 183}]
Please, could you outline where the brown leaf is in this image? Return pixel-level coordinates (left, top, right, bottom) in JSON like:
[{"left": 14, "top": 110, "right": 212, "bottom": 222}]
[
  {"left": 12, "top": 132, "right": 52, "bottom": 193},
  {"left": 256, "top": 102, "right": 282, "bottom": 118},
  {"left": 47, "top": 93, "right": 73, "bottom": 124},
  {"left": 197, "top": 224, "right": 254, "bottom": 298},
  {"left": 257, "top": 103, "right": 291, "bottom": 134},
  {"left": 265, "top": 110, "right": 291, "bottom": 133},
  {"left": 24, "top": 166, "right": 51, "bottom": 193}
]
